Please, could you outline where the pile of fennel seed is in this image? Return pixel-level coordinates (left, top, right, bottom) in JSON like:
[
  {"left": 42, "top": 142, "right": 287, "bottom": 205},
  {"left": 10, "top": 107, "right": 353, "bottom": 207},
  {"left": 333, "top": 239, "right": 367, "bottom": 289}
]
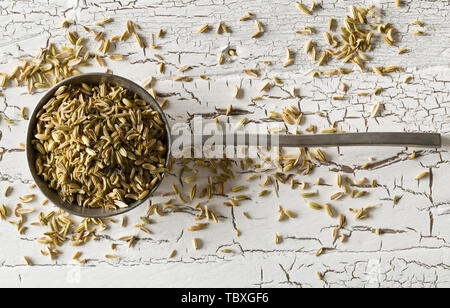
[{"left": 32, "top": 83, "right": 168, "bottom": 209}]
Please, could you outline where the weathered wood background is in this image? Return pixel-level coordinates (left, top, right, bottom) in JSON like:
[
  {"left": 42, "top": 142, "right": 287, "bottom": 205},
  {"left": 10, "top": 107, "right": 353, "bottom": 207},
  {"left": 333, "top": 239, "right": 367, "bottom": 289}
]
[{"left": 0, "top": 0, "right": 449, "bottom": 287}]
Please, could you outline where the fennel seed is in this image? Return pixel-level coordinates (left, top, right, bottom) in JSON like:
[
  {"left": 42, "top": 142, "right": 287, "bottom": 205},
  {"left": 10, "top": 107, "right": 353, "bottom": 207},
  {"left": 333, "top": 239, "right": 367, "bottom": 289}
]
[
  {"left": 251, "top": 20, "right": 262, "bottom": 38},
  {"left": 275, "top": 234, "right": 280, "bottom": 244},
  {"left": 415, "top": 171, "right": 430, "bottom": 180},
  {"left": 192, "top": 238, "right": 200, "bottom": 250},
  {"left": 307, "top": 201, "right": 323, "bottom": 210},
  {"left": 296, "top": 2, "right": 311, "bottom": 15},
  {"left": 325, "top": 204, "right": 335, "bottom": 218},
  {"left": 411, "top": 30, "right": 425, "bottom": 35},
  {"left": 198, "top": 24, "right": 209, "bottom": 33}
]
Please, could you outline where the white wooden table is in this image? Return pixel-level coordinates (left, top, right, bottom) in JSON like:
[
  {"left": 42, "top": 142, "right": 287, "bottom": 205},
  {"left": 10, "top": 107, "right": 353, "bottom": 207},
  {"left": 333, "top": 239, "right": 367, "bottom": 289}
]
[{"left": 0, "top": 0, "right": 449, "bottom": 288}]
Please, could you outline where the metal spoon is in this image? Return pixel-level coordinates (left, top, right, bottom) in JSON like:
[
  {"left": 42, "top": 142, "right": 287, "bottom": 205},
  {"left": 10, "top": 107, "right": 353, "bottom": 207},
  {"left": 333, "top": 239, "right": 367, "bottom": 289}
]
[{"left": 26, "top": 73, "right": 442, "bottom": 218}]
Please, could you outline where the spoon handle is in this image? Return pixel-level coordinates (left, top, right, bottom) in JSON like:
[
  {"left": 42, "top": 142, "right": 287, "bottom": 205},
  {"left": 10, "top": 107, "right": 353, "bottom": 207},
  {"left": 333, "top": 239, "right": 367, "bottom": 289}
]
[{"left": 181, "top": 133, "right": 442, "bottom": 148}]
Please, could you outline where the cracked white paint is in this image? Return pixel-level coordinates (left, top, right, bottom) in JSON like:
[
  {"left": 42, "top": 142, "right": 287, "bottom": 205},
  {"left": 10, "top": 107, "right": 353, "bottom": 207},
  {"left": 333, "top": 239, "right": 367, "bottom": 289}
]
[{"left": 0, "top": 0, "right": 450, "bottom": 287}]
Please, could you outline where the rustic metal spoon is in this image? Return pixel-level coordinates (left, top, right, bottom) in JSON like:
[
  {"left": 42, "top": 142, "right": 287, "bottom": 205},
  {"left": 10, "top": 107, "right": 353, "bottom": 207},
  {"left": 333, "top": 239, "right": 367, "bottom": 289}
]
[{"left": 26, "top": 73, "right": 442, "bottom": 218}]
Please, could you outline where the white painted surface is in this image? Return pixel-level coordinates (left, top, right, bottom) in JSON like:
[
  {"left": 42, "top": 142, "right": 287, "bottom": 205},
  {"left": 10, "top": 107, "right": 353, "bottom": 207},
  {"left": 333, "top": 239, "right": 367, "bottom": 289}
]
[{"left": 0, "top": 0, "right": 449, "bottom": 288}]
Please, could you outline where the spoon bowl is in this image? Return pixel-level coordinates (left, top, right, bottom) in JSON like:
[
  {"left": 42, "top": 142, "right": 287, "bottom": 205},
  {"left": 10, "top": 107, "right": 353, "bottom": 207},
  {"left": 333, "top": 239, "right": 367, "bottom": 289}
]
[{"left": 26, "top": 73, "right": 172, "bottom": 218}]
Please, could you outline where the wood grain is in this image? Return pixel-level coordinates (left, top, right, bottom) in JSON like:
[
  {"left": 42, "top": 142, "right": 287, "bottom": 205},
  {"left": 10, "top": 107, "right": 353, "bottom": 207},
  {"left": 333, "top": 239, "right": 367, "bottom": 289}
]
[{"left": 0, "top": 0, "right": 449, "bottom": 287}]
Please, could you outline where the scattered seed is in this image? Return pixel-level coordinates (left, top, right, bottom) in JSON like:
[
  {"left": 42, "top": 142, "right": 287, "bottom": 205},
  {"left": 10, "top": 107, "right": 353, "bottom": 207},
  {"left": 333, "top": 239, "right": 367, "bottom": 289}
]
[
  {"left": 109, "top": 54, "right": 124, "bottom": 61},
  {"left": 259, "top": 82, "right": 271, "bottom": 92},
  {"left": 18, "top": 195, "right": 35, "bottom": 203},
  {"left": 236, "top": 118, "right": 248, "bottom": 130},
  {"left": 197, "top": 24, "right": 210, "bottom": 34},
  {"left": 24, "top": 256, "right": 32, "bottom": 266},
  {"left": 221, "top": 249, "right": 234, "bottom": 254},
  {"left": 61, "top": 19, "right": 73, "bottom": 28},
  {"left": 178, "top": 65, "right": 191, "bottom": 73},
  {"left": 105, "top": 254, "right": 120, "bottom": 260},
  {"left": 314, "top": 149, "right": 327, "bottom": 162},
  {"left": 4, "top": 186, "right": 11, "bottom": 197},
  {"left": 251, "top": 20, "right": 263, "bottom": 39},
  {"left": 216, "top": 21, "right": 224, "bottom": 34},
  {"left": 330, "top": 192, "right": 345, "bottom": 201},
  {"left": 393, "top": 195, "right": 399, "bottom": 205},
  {"left": 284, "top": 209, "right": 296, "bottom": 218},
  {"left": 95, "top": 18, "right": 112, "bottom": 27},
  {"left": 133, "top": 32, "right": 144, "bottom": 48},
  {"left": 166, "top": 249, "right": 176, "bottom": 258},
  {"left": 415, "top": 171, "right": 430, "bottom": 180},
  {"left": 372, "top": 66, "right": 384, "bottom": 77},
  {"left": 329, "top": 18, "right": 335, "bottom": 31},
  {"left": 221, "top": 22, "right": 230, "bottom": 33},
  {"left": 95, "top": 55, "right": 105, "bottom": 67},
  {"left": 0, "top": 204, "right": 8, "bottom": 220},
  {"left": 296, "top": 2, "right": 311, "bottom": 15},
  {"left": 305, "top": 40, "right": 313, "bottom": 54},
  {"left": 231, "top": 186, "right": 246, "bottom": 193},
  {"left": 325, "top": 203, "right": 335, "bottom": 218},
  {"left": 324, "top": 32, "right": 332, "bottom": 45},
  {"left": 307, "top": 201, "right": 323, "bottom": 210},
  {"left": 275, "top": 234, "right": 280, "bottom": 244},
  {"left": 240, "top": 12, "right": 253, "bottom": 21},
  {"left": 384, "top": 37, "right": 394, "bottom": 46},
  {"left": 258, "top": 190, "right": 270, "bottom": 197},
  {"left": 218, "top": 52, "right": 225, "bottom": 65},
  {"left": 283, "top": 59, "right": 294, "bottom": 67},
  {"left": 373, "top": 88, "right": 383, "bottom": 95},
  {"left": 315, "top": 247, "right": 326, "bottom": 258},
  {"left": 412, "top": 20, "right": 424, "bottom": 27},
  {"left": 243, "top": 69, "right": 259, "bottom": 78},
  {"left": 192, "top": 238, "right": 199, "bottom": 250},
  {"left": 233, "top": 86, "right": 240, "bottom": 99},
  {"left": 411, "top": 30, "right": 425, "bottom": 35},
  {"left": 371, "top": 101, "right": 383, "bottom": 117},
  {"left": 338, "top": 214, "right": 346, "bottom": 228}
]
